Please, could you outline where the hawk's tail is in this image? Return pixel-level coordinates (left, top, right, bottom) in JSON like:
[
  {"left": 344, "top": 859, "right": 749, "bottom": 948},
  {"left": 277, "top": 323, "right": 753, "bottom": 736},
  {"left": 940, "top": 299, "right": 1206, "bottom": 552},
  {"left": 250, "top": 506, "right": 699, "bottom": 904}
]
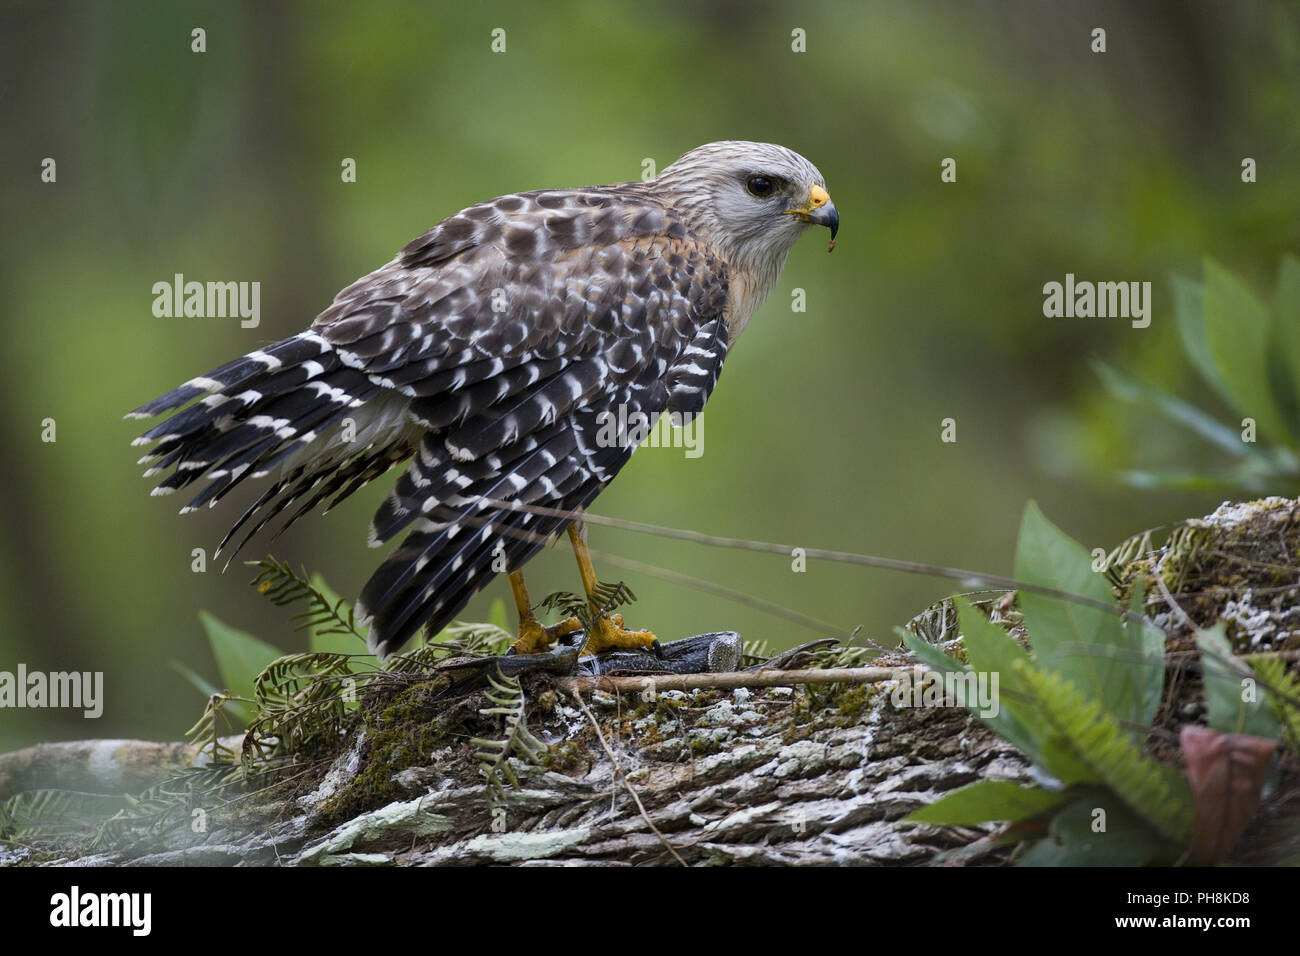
[
  {"left": 127, "top": 330, "right": 407, "bottom": 546},
  {"left": 357, "top": 506, "right": 557, "bottom": 661},
  {"left": 356, "top": 428, "right": 596, "bottom": 660}
]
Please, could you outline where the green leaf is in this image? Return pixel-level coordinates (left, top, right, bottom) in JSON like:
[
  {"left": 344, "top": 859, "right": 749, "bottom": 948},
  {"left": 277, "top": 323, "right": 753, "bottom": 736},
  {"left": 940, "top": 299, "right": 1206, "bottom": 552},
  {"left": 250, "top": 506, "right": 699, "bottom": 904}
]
[
  {"left": 488, "top": 598, "right": 510, "bottom": 634},
  {"left": 903, "top": 779, "right": 1069, "bottom": 826},
  {"left": 1034, "top": 736, "right": 1102, "bottom": 788},
  {"left": 1120, "top": 468, "right": 1272, "bottom": 493},
  {"left": 899, "top": 616, "right": 1051, "bottom": 769},
  {"left": 1275, "top": 254, "right": 1300, "bottom": 374},
  {"left": 1014, "top": 502, "right": 1149, "bottom": 738},
  {"left": 1126, "top": 578, "right": 1166, "bottom": 730},
  {"left": 1093, "top": 359, "right": 1258, "bottom": 458},
  {"left": 1275, "top": 253, "right": 1300, "bottom": 319},
  {"left": 1172, "top": 273, "right": 1230, "bottom": 404},
  {"left": 199, "top": 610, "right": 283, "bottom": 708},
  {"left": 1015, "top": 795, "right": 1183, "bottom": 866},
  {"left": 1015, "top": 661, "right": 1194, "bottom": 845},
  {"left": 952, "top": 599, "right": 1055, "bottom": 764},
  {"left": 1197, "top": 624, "right": 1281, "bottom": 739},
  {"left": 1248, "top": 654, "right": 1300, "bottom": 752},
  {"left": 896, "top": 626, "right": 964, "bottom": 675},
  {"left": 169, "top": 658, "right": 221, "bottom": 699},
  {"left": 1203, "top": 257, "right": 1289, "bottom": 442},
  {"left": 1269, "top": 254, "right": 1300, "bottom": 443}
]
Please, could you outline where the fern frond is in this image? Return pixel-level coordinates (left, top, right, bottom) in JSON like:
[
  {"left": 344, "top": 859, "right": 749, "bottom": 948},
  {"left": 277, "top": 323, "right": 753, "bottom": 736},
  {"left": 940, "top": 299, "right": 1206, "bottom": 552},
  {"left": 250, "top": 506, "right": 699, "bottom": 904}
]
[
  {"left": 1104, "top": 527, "right": 1159, "bottom": 585},
  {"left": 590, "top": 579, "right": 636, "bottom": 615},
  {"left": 185, "top": 693, "right": 241, "bottom": 763},
  {"left": 1016, "top": 661, "right": 1194, "bottom": 845},
  {"left": 247, "top": 556, "right": 364, "bottom": 642},
  {"left": 94, "top": 766, "right": 245, "bottom": 846},
  {"left": 741, "top": 638, "right": 772, "bottom": 667},
  {"left": 243, "top": 652, "right": 361, "bottom": 765},
  {"left": 0, "top": 789, "right": 127, "bottom": 840},
  {"left": 811, "top": 643, "right": 876, "bottom": 669},
  {"left": 1248, "top": 655, "right": 1300, "bottom": 751},
  {"left": 537, "top": 589, "right": 589, "bottom": 624},
  {"left": 384, "top": 644, "right": 449, "bottom": 674},
  {"left": 430, "top": 621, "right": 515, "bottom": 657},
  {"left": 0, "top": 765, "right": 249, "bottom": 846},
  {"left": 905, "top": 591, "right": 1019, "bottom": 644},
  {"left": 537, "top": 579, "right": 636, "bottom": 630},
  {"left": 470, "top": 668, "right": 544, "bottom": 806}
]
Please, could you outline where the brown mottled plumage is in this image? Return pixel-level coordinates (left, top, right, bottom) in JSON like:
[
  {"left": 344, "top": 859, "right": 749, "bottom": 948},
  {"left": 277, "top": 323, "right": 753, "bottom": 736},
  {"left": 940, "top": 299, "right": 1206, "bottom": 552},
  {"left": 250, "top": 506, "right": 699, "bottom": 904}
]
[{"left": 127, "top": 141, "right": 838, "bottom": 659}]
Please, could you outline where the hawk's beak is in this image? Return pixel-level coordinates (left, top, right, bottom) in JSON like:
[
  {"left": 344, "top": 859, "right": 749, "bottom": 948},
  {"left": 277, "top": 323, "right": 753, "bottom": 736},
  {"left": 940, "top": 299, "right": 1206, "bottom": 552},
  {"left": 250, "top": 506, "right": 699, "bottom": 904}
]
[{"left": 787, "top": 184, "right": 839, "bottom": 241}]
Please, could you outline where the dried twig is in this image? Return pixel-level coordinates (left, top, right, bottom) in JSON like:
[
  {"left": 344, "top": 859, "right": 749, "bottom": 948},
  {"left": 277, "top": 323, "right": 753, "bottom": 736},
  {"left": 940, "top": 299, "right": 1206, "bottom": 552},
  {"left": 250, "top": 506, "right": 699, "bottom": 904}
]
[
  {"left": 1152, "top": 566, "right": 1197, "bottom": 632},
  {"left": 568, "top": 691, "right": 687, "bottom": 866},
  {"left": 558, "top": 665, "right": 909, "bottom": 695}
]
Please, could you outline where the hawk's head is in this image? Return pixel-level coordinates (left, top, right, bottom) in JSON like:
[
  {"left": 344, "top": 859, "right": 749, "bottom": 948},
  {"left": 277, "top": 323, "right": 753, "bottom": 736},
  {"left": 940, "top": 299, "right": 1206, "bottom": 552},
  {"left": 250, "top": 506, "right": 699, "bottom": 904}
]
[
  {"left": 653, "top": 140, "right": 837, "bottom": 337},
  {"left": 656, "top": 140, "right": 838, "bottom": 267}
]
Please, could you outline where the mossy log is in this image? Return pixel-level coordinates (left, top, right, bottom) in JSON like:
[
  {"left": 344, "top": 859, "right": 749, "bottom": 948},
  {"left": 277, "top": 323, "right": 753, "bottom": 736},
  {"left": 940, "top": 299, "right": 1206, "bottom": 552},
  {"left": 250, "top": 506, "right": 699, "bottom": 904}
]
[
  {"left": 2, "top": 496, "right": 1297, "bottom": 866},
  {"left": 0, "top": 677, "right": 1031, "bottom": 866}
]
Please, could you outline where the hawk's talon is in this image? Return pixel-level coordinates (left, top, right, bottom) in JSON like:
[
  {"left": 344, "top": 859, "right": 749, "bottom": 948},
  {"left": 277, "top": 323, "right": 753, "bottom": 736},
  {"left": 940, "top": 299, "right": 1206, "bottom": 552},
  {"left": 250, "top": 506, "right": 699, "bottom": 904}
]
[
  {"left": 580, "top": 612, "right": 659, "bottom": 657},
  {"left": 510, "top": 615, "right": 582, "bottom": 656}
]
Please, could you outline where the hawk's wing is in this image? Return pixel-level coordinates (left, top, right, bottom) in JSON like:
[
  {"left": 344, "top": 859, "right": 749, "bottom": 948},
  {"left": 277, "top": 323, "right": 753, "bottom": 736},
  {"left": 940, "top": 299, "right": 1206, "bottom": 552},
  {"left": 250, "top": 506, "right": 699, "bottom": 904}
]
[
  {"left": 340, "top": 188, "right": 733, "bottom": 657},
  {"left": 130, "top": 185, "right": 732, "bottom": 659}
]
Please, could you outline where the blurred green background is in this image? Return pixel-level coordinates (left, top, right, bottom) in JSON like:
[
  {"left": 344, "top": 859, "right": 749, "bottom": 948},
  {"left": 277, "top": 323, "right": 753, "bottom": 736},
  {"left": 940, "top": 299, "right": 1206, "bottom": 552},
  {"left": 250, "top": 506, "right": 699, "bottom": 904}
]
[{"left": 1, "top": 0, "right": 1297, "bottom": 750}]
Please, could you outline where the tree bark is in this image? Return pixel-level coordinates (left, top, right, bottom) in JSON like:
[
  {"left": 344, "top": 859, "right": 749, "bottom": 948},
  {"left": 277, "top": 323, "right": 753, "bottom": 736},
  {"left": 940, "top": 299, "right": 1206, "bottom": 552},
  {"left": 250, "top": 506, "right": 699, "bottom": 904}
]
[{"left": 4, "top": 495, "right": 1298, "bottom": 866}]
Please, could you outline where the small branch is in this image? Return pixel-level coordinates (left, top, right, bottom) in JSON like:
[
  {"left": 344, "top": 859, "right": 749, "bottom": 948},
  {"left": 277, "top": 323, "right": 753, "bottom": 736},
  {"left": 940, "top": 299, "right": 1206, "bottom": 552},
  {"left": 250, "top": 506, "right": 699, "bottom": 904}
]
[
  {"left": 1152, "top": 565, "right": 1197, "bottom": 632},
  {"left": 557, "top": 665, "right": 910, "bottom": 695},
  {"left": 569, "top": 691, "right": 687, "bottom": 866}
]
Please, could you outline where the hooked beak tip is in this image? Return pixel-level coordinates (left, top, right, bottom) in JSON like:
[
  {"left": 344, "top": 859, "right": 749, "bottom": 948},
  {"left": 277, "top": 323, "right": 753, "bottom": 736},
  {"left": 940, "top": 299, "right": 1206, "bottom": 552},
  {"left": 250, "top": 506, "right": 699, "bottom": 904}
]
[{"left": 812, "top": 202, "right": 838, "bottom": 241}]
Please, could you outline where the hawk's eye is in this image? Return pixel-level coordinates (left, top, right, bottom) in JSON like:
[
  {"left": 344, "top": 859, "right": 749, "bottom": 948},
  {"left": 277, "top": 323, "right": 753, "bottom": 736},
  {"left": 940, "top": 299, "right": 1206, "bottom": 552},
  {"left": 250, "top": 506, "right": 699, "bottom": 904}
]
[{"left": 745, "top": 175, "right": 778, "bottom": 198}]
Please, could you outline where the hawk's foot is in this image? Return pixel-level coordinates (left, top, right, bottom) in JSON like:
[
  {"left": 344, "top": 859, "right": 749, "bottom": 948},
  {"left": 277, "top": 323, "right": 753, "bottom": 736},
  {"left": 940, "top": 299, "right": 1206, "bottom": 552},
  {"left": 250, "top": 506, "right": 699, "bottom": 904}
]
[
  {"left": 508, "top": 615, "right": 582, "bottom": 655},
  {"left": 581, "top": 613, "right": 661, "bottom": 658}
]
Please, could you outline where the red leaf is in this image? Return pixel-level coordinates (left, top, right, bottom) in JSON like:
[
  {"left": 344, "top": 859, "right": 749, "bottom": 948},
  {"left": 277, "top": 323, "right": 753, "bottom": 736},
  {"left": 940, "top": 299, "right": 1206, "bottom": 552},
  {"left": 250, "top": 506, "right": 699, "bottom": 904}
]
[{"left": 1181, "top": 724, "right": 1276, "bottom": 864}]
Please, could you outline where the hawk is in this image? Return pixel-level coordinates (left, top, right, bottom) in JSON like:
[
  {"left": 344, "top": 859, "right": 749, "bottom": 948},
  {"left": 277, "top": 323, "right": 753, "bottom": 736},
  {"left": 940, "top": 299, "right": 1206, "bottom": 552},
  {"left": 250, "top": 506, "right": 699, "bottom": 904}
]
[{"left": 128, "top": 141, "right": 838, "bottom": 661}]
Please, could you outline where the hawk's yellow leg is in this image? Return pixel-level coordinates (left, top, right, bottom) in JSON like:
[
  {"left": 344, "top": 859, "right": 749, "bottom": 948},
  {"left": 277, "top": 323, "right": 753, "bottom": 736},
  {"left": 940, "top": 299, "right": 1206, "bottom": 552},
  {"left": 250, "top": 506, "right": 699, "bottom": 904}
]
[
  {"left": 566, "top": 524, "right": 659, "bottom": 656},
  {"left": 507, "top": 569, "right": 581, "bottom": 655}
]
